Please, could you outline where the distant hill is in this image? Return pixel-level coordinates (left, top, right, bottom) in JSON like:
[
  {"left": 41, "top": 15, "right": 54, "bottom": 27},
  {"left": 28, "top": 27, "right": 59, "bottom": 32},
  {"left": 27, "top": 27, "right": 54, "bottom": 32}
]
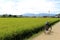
[
  {"left": 22, "top": 13, "right": 56, "bottom": 16},
  {"left": 22, "top": 13, "right": 35, "bottom": 16}
]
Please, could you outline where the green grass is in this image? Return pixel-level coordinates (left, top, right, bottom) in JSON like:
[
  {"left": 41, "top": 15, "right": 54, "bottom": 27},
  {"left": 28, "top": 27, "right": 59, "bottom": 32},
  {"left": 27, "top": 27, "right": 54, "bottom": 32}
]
[{"left": 0, "top": 18, "right": 59, "bottom": 40}]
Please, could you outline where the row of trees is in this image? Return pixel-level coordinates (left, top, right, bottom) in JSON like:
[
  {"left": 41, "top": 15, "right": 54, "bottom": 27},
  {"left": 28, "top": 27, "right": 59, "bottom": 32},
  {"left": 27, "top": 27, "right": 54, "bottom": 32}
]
[
  {"left": 0, "top": 14, "right": 23, "bottom": 18},
  {"left": 0, "top": 14, "right": 37, "bottom": 18}
]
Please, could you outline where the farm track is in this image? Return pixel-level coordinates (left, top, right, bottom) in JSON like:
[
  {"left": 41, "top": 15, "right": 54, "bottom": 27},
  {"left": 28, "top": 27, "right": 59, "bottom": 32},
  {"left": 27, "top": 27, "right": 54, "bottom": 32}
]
[{"left": 29, "top": 22, "right": 60, "bottom": 40}]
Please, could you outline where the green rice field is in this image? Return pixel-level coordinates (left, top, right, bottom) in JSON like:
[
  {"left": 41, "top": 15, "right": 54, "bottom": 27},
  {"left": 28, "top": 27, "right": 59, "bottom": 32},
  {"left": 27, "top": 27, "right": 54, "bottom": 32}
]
[{"left": 0, "top": 18, "right": 59, "bottom": 40}]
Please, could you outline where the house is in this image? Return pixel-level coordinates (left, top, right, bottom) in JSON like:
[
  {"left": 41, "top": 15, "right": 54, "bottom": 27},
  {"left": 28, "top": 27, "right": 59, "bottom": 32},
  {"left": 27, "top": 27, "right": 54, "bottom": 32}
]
[{"left": 55, "top": 14, "right": 60, "bottom": 18}]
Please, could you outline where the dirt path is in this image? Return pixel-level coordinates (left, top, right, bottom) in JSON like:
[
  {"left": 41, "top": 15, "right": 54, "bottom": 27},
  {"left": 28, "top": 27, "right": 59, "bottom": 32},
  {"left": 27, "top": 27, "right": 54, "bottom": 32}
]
[{"left": 29, "top": 22, "right": 60, "bottom": 40}]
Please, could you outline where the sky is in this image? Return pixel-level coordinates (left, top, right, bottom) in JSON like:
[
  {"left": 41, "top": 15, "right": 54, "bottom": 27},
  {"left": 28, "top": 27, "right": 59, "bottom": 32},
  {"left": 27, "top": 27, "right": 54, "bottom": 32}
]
[{"left": 0, "top": 0, "right": 60, "bottom": 15}]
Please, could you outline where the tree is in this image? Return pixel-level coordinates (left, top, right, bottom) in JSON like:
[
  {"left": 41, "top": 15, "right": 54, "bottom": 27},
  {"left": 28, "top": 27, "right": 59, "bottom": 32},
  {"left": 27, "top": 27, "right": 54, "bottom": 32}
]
[
  {"left": 8, "top": 14, "right": 12, "bottom": 17},
  {"left": 2, "top": 14, "right": 8, "bottom": 17},
  {"left": 13, "top": 15, "right": 17, "bottom": 17}
]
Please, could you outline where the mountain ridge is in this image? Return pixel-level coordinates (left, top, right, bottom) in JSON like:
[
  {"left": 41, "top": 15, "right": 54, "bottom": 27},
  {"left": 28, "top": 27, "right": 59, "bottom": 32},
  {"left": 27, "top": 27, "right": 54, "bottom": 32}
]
[{"left": 22, "top": 13, "right": 56, "bottom": 16}]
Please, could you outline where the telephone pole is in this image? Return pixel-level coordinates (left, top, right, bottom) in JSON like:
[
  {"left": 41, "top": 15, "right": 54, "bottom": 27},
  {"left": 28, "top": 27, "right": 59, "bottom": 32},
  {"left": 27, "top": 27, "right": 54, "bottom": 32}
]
[{"left": 48, "top": 10, "right": 50, "bottom": 17}]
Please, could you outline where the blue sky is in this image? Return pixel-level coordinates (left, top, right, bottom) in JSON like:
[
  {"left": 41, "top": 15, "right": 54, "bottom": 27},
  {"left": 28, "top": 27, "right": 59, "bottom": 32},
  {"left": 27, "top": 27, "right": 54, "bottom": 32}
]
[{"left": 0, "top": 0, "right": 60, "bottom": 15}]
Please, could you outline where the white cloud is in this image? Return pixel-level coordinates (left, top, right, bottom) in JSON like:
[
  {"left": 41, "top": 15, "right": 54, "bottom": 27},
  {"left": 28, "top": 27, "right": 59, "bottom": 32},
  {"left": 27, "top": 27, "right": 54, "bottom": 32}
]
[{"left": 0, "top": 0, "right": 56, "bottom": 15}]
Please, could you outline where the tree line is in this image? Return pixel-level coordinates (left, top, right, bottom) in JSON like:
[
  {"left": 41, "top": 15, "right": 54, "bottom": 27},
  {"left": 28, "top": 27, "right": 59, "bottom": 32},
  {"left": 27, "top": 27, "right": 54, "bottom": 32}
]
[
  {"left": 0, "top": 14, "right": 60, "bottom": 18},
  {"left": 0, "top": 14, "right": 37, "bottom": 18},
  {"left": 0, "top": 14, "right": 23, "bottom": 18}
]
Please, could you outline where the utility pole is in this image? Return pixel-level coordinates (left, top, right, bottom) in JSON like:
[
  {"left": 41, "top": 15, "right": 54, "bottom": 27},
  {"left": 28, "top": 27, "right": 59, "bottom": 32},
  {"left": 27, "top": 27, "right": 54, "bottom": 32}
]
[{"left": 48, "top": 10, "right": 50, "bottom": 17}]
